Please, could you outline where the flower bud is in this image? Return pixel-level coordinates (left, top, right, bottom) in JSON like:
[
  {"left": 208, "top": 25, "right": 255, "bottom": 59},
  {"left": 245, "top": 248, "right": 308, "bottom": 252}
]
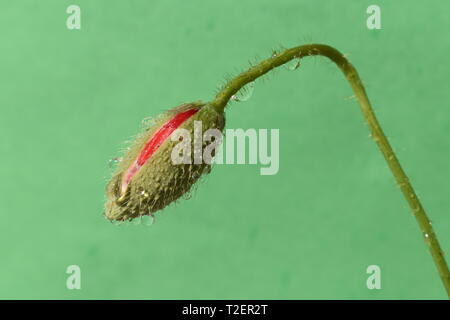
[{"left": 105, "top": 102, "right": 225, "bottom": 221}]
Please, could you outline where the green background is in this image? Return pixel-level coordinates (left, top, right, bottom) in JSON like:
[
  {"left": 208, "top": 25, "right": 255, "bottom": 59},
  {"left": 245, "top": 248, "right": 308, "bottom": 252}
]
[{"left": 1, "top": 0, "right": 449, "bottom": 299}]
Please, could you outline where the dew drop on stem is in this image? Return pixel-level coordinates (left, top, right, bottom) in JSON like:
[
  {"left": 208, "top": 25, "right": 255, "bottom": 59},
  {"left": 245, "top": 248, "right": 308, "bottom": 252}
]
[
  {"left": 285, "top": 58, "right": 301, "bottom": 71},
  {"left": 231, "top": 81, "right": 255, "bottom": 102}
]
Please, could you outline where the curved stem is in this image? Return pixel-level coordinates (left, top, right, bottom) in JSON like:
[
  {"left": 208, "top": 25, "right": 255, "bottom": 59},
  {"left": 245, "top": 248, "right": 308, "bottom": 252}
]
[{"left": 211, "top": 44, "right": 450, "bottom": 298}]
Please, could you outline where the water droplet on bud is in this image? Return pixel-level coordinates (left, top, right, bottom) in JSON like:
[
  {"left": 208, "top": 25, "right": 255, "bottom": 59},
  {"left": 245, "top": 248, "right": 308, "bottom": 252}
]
[
  {"left": 112, "top": 219, "right": 124, "bottom": 226},
  {"left": 141, "top": 215, "right": 155, "bottom": 226},
  {"left": 132, "top": 216, "right": 142, "bottom": 225},
  {"left": 141, "top": 117, "right": 156, "bottom": 129},
  {"left": 108, "top": 157, "right": 122, "bottom": 168}
]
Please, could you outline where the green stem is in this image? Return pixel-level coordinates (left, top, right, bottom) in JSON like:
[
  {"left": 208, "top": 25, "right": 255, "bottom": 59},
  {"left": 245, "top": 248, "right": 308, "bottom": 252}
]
[{"left": 211, "top": 44, "right": 450, "bottom": 298}]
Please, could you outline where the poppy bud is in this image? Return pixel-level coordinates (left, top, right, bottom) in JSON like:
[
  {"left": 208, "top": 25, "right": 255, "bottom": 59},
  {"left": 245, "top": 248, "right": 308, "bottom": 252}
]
[{"left": 105, "top": 102, "right": 225, "bottom": 221}]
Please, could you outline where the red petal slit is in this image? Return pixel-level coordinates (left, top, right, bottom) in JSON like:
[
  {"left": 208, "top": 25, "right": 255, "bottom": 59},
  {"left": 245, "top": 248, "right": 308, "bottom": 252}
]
[{"left": 120, "top": 108, "right": 199, "bottom": 194}]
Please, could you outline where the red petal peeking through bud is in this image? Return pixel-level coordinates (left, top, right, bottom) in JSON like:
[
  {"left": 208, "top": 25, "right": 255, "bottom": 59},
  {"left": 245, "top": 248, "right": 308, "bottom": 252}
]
[
  {"left": 136, "top": 109, "right": 200, "bottom": 166},
  {"left": 120, "top": 108, "right": 199, "bottom": 195},
  {"left": 105, "top": 102, "right": 225, "bottom": 221}
]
